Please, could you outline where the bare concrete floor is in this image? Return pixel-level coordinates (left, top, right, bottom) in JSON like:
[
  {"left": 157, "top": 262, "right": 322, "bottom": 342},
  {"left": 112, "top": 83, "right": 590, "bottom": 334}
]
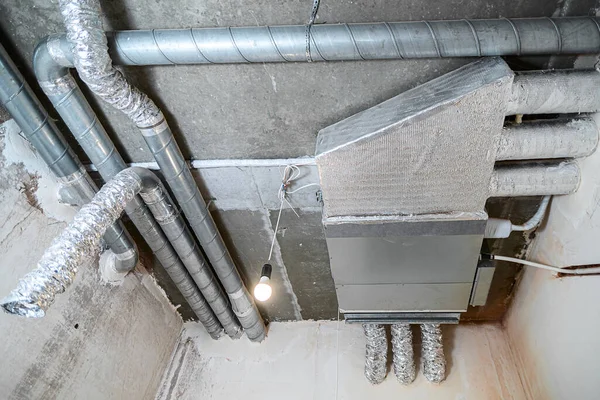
[{"left": 157, "top": 321, "right": 527, "bottom": 400}]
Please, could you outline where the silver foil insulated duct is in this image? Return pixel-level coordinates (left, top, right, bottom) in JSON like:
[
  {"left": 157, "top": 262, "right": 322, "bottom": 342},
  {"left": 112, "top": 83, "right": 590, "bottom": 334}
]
[
  {"left": 0, "top": 170, "right": 140, "bottom": 317},
  {"left": 391, "top": 324, "right": 416, "bottom": 385},
  {"left": 421, "top": 323, "right": 446, "bottom": 383},
  {"left": 0, "top": 168, "right": 225, "bottom": 340},
  {"left": 363, "top": 324, "right": 388, "bottom": 384}
]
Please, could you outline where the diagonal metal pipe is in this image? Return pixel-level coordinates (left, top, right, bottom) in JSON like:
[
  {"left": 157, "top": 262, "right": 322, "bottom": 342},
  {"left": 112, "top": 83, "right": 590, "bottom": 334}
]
[
  {"left": 1, "top": 41, "right": 224, "bottom": 338},
  {"left": 0, "top": 167, "right": 225, "bottom": 340},
  {"left": 0, "top": 42, "right": 138, "bottom": 273},
  {"left": 56, "top": 0, "right": 265, "bottom": 342},
  {"left": 34, "top": 37, "right": 242, "bottom": 340}
]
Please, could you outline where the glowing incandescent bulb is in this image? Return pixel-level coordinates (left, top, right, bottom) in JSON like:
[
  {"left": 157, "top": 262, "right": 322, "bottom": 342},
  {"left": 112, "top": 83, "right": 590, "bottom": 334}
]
[{"left": 254, "top": 263, "right": 273, "bottom": 302}]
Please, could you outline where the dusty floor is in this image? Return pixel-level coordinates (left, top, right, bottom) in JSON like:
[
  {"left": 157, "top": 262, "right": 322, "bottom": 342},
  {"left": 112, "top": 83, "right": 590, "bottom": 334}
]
[{"left": 157, "top": 321, "right": 527, "bottom": 400}]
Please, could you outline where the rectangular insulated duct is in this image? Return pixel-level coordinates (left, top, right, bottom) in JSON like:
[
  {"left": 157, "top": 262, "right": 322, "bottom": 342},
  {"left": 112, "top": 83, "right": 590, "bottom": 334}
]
[
  {"left": 316, "top": 58, "right": 515, "bottom": 321},
  {"left": 315, "top": 57, "right": 514, "bottom": 218}
]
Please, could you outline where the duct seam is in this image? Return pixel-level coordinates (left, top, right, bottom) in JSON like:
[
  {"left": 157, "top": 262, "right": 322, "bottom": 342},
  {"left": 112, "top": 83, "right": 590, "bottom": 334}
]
[
  {"left": 363, "top": 324, "right": 388, "bottom": 384},
  {"left": 421, "top": 323, "right": 446, "bottom": 383},
  {"left": 391, "top": 324, "right": 416, "bottom": 385},
  {"left": 47, "top": 34, "right": 72, "bottom": 67},
  {"left": 38, "top": 75, "right": 77, "bottom": 96}
]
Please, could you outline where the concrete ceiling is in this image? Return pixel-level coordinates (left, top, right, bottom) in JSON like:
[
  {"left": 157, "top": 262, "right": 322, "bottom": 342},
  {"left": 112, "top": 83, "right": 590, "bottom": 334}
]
[{"left": 0, "top": 0, "right": 593, "bottom": 322}]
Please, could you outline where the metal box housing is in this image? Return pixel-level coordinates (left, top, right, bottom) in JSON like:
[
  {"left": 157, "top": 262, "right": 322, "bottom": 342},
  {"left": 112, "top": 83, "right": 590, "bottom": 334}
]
[{"left": 324, "top": 213, "right": 486, "bottom": 315}]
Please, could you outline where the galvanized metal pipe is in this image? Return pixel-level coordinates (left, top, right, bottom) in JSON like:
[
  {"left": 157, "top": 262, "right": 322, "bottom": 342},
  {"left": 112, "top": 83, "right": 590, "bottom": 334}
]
[
  {"left": 497, "top": 118, "right": 599, "bottom": 161},
  {"left": 0, "top": 42, "right": 138, "bottom": 273},
  {"left": 0, "top": 167, "right": 225, "bottom": 339},
  {"left": 489, "top": 161, "right": 580, "bottom": 197},
  {"left": 33, "top": 38, "right": 242, "bottom": 339},
  {"left": 506, "top": 70, "right": 600, "bottom": 115},
  {"left": 138, "top": 176, "right": 242, "bottom": 339},
  {"left": 57, "top": 0, "right": 265, "bottom": 342},
  {"left": 104, "top": 17, "right": 600, "bottom": 65}
]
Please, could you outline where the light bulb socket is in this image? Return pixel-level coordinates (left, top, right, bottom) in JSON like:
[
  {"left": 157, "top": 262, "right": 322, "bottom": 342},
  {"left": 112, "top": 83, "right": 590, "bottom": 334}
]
[{"left": 261, "top": 263, "right": 273, "bottom": 279}]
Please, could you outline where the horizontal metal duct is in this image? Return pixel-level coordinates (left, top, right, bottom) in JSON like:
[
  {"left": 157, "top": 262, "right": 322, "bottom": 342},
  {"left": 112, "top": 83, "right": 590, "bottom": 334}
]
[
  {"left": 497, "top": 118, "right": 599, "bottom": 161},
  {"left": 34, "top": 17, "right": 600, "bottom": 68}
]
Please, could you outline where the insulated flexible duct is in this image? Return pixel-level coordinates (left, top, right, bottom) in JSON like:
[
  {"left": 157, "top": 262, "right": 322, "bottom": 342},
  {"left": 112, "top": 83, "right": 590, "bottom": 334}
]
[
  {"left": 0, "top": 42, "right": 137, "bottom": 273},
  {"left": 363, "top": 324, "right": 388, "bottom": 384},
  {"left": 391, "top": 324, "right": 416, "bottom": 385},
  {"left": 57, "top": 0, "right": 265, "bottom": 342},
  {"left": 421, "top": 323, "right": 446, "bottom": 383},
  {"left": 0, "top": 167, "right": 225, "bottom": 339}
]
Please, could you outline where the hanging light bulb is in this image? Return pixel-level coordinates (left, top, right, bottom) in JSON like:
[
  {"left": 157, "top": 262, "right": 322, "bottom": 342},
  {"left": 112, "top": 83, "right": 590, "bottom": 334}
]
[{"left": 254, "top": 264, "right": 273, "bottom": 302}]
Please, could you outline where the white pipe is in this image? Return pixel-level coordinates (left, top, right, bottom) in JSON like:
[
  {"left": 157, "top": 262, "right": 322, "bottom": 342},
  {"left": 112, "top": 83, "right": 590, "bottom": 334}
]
[{"left": 511, "top": 195, "right": 551, "bottom": 231}]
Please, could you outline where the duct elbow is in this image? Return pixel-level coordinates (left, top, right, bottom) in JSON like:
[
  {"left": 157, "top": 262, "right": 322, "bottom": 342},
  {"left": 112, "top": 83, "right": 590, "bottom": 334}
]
[
  {"left": 112, "top": 246, "right": 139, "bottom": 273},
  {"left": 32, "top": 35, "right": 72, "bottom": 82}
]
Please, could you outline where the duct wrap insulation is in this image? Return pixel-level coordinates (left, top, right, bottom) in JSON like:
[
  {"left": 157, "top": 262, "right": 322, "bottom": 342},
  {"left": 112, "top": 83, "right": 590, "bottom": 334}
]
[
  {"left": 57, "top": 0, "right": 265, "bottom": 341},
  {"left": 316, "top": 58, "right": 514, "bottom": 217},
  {"left": 497, "top": 118, "right": 599, "bottom": 161},
  {"left": 489, "top": 161, "right": 580, "bottom": 197},
  {"left": 506, "top": 70, "right": 600, "bottom": 115},
  {"left": 391, "top": 324, "right": 416, "bottom": 385},
  {"left": 0, "top": 168, "right": 225, "bottom": 340},
  {"left": 421, "top": 323, "right": 446, "bottom": 383},
  {"left": 363, "top": 324, "right": 388, "bottom": 384}
]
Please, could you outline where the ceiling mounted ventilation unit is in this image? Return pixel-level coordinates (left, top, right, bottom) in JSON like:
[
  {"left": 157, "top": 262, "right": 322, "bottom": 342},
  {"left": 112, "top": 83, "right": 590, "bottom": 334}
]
[{"left": 316, "top": 58, "right": 514, "bottom": 324}]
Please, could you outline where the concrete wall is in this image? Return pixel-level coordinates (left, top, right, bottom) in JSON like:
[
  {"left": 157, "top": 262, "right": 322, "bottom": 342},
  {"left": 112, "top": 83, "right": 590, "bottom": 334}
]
[
  {"left": 505, "top": 114, "right": 600, "bottom": 400},
  {"left": 506, "top": 268, "right": 600, "bottom": 400},
  {"left": 0, "top": 121, "right": 182, "bottom": 400}
]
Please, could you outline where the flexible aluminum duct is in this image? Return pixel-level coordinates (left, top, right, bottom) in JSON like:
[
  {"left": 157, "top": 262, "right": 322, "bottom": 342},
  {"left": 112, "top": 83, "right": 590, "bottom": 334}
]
[
  {"left": 104, "top": 17, "right": 600, "bottom": 64},
  {"left": 57, "top": 0, "right": 265, "bottom": 342},
  {"left": 421, "top": 323, "right": 446, "bottom": 383},
  {"left": 363, "top": 324, "right": 388, "bottom": 384},
  {"left": 391, "top": 324, "right": 416, "bottom": 385},
  {"left": 489, "top": 161, "right": 580, "bottom": 197},
  {"left": 497, "top": 118, "right": 599, "bottom": 161},
  {"left": 0, "top": 42, "right": 137, "bottom": 273},
  {"left": 506, "top": 70, "right": 600, "bottom": 115},
  {"left": 34, "top": 39, "right": 241, "bottom": 340},
  {"left": 0, "top": 167, "right": 224, "bottom": 339}
]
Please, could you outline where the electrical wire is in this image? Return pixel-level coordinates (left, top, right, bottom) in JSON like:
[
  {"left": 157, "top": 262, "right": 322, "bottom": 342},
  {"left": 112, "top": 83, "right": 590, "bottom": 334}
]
[
  {"left": 493, "top": 255, "right": 600, "bottom": 275},
  {"left": 267, "top": 164, "right": 321, "bottom": 261}
]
